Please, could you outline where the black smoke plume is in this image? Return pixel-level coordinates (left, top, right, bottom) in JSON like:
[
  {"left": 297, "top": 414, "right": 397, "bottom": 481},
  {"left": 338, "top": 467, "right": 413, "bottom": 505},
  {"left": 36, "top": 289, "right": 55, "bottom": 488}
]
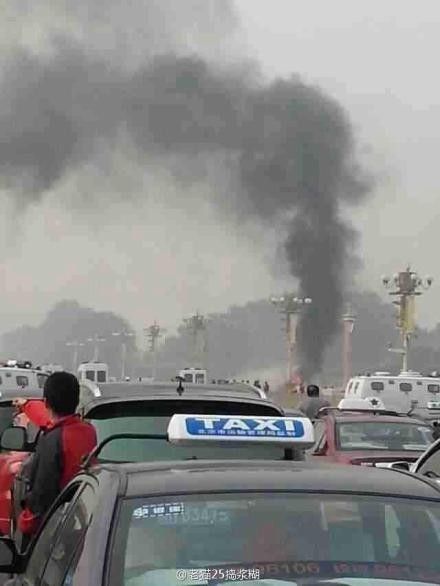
[{"left": 0, "top": 27, "right": 369, "bottom": 376}]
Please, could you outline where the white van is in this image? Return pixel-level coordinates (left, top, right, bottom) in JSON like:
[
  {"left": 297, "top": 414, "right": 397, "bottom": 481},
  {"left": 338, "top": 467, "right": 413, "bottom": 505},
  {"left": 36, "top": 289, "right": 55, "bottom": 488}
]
[
  {"left": 0, "top": 360, "right": 48, "bottom": 392},
  {"left": 344, "top": 371, "right": 440, "bottom": 411},
  {"left": 178, "top": 368, "right": 207, "bottom": 384},
  {"left": 77, "top": 362, "right": 109, "bottom": 384}
]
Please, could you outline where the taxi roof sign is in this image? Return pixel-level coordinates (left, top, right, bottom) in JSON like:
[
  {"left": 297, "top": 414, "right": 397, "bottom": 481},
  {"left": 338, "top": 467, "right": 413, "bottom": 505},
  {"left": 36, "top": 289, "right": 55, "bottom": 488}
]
[
  {"left": 428, "top": 401, "right": 440, "bottom": 410},
  {"left": 167, "top": 414, "right": 315, "bottom": 448}
]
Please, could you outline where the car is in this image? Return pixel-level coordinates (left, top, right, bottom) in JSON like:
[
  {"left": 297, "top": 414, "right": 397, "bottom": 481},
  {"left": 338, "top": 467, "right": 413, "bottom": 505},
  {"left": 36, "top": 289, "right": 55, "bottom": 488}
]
[
  {"left": 3, "top": 385, "right": 296, "bottom": 545},
  {"left": 0, "top": 414, "right": 439, "bottom": 585},
  {"left": 309, "top": 405, "right": 435, "bottom": 466}
]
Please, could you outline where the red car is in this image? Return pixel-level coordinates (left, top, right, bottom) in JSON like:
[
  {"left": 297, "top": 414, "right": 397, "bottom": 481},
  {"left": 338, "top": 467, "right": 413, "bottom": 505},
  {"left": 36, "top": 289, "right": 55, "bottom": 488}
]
[{"left": 309, "top": 407, "right": 435, "bottom": 466}]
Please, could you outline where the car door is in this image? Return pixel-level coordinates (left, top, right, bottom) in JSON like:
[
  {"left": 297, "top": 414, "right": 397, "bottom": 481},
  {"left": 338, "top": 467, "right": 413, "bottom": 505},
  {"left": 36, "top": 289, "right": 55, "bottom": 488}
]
[{"left": 13, "top": 479, "right": 98, "bottom": 586}]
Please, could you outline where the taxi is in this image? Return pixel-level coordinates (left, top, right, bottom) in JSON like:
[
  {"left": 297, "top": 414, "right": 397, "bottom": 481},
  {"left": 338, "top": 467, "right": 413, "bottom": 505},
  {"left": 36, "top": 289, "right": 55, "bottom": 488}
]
[{"left": 0, "top": 414, "right": 439, "bottom": 585}]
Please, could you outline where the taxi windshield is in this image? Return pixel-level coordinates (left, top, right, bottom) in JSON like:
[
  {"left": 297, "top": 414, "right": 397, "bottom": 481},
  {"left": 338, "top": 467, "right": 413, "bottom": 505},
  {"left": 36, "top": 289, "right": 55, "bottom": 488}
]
[
  {"left": 89, "top": 415, "right": 288, "bottom": 462},
  {"left": 336, "top": 421, "right": 433, "bottom": 452},
  {"left": 110, "top": 492, "right": 440, "bottom": 586}
]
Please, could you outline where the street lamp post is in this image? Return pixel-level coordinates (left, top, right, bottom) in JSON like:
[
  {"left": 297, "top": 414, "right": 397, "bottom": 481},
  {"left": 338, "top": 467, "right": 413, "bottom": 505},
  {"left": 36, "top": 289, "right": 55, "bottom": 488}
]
[
  {"left": 270, "top": 294, "right": 312, "bottom": 384},
  {"left": 65, "top": 341, "right": 85, "bottom": 372},
  {"left": 382, "top": 267, "right": 433, "bottom": 372},
  {"left": 182, "top": 313, "right": 207, "bottom": 368},
  {"left": 112, "top": 331, "right": 136, "bottom": 380},
  {"left": 87, "top": 335, "right": 106, "bottom": 362},
  {"left": 144, "top": 322, "right": 166, "bottom": 379},
  {"left": 342, "top": 305, "right": 356, "bottom": 389}
]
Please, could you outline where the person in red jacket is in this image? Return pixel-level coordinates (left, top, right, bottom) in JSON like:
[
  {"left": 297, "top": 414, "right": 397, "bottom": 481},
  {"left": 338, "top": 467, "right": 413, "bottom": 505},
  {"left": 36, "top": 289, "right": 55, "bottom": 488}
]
[{"left": 16, "top": 371, "right": 97, "bottom": 535}]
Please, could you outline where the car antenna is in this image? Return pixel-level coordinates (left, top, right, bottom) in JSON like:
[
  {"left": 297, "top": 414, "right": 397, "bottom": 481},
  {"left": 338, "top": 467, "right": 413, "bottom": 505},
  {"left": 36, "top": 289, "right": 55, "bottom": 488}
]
[{"left": 176, "top": 376, "right": 185, "bottom": 396}]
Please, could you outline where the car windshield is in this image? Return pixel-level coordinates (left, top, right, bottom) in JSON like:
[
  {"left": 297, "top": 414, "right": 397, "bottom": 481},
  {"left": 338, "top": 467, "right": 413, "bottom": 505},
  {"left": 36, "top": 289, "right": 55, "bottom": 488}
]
[
  {"left": 109, "top": 492, "right": 440, "bottom": 586},
  {"left": 337, "top": 422, "right": 434, "bottom": 451}
]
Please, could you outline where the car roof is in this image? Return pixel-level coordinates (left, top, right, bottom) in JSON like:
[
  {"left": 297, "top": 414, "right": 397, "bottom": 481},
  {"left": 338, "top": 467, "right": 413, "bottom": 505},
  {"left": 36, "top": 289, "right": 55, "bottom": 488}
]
[
  {"left": 96, "top": 381, "right": 265, "bottom": 399},
  {"left": 80, "top": 392, "right": 283, "bottom": 414},
  {"left": 92, "top": 460, "right": 440, "bottom": 500},
  {"left": 327, "top": 413, "right": 428, "bottom": 425}
]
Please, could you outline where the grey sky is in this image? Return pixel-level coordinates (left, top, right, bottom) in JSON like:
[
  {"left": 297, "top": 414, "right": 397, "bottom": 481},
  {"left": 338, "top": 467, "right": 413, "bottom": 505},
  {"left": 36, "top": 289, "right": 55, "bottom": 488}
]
[
  {"left": 235, "top": 0, "right": 440, "bottom": 326},
  {"left": 0, "top": 0, "right": 438, "bottom": 342}
]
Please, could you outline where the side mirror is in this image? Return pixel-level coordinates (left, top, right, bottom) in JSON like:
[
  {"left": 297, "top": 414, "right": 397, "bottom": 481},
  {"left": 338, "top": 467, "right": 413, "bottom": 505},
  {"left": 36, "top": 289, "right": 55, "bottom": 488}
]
[
  {"left": 390, "top": 461, "right": 410, "bottom": 471},
  {"left": 0, "top": 426, "right": 27, "bottom": 452},
  {"left": 0, "top": 536, "right": 18, "bottom": 573}
]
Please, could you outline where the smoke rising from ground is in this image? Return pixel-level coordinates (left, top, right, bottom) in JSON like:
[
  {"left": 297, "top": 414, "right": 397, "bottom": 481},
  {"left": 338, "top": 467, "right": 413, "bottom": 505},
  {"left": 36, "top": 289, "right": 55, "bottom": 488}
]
[{"left": 0, "top": 1, "right": 369, "bottom": 376}]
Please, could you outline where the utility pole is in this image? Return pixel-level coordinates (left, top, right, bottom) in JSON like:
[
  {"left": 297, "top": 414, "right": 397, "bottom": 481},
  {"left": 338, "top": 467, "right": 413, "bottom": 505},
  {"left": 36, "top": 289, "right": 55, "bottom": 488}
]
[
  {"left": 112, "top": 331, "right": 136, "bottom": 380},
  {"left": 382, "top": 267, "right": 433, "bottom": 372},
  {"left": 87, "top": 334, "right": 106, "bottom": 362},
  {"left": 270, "top": 294, "right": 312, "bottom": 384},
  {"left": 182, "top": 313, "right": 207, "bottom": 368},
  {"left": 342, "top": 304, "right": 356, "bottom": 389},
  {"left": 65, "top": 341, "right": 85, "bottom": 372},
  {"left": 144, "top": 322, "right": 166, "bottom": 379}
]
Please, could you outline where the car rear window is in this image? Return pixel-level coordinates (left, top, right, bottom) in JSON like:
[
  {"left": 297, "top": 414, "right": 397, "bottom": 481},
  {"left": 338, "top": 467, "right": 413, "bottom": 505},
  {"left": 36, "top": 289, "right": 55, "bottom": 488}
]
[
  {"left": 109, "top": 493, "right": 440, "bottom": 586},
  {"left": 336, "top": 421, "right": 433, "bottom": 451},
  {"left": 87, "top": 400, "right": 289, "bottom": 462}
]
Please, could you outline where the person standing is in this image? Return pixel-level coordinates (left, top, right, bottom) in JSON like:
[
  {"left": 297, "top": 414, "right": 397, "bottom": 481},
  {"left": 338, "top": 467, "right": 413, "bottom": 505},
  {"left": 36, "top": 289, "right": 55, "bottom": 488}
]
[
  {"left": 17, "top": 371, "right": 97, "bottom": 535},
  {"left": 298, "top": 384, "right": 330, "bottom": 419}
]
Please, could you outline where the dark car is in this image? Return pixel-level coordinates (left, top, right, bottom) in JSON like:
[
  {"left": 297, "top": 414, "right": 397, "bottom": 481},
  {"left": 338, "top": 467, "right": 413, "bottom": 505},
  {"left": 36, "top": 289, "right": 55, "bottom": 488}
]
[
  {"left": 309, "top": 406, "right": 434, "bottom": 466},
  {"left": 0, "top": 424, "right": 439, "bottom": 585}
]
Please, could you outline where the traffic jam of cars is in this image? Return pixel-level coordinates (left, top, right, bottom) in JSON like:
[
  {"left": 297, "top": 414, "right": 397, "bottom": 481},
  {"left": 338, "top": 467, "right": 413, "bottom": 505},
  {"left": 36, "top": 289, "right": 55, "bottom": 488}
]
[{"left": 0, "top": 361, "right": 438, "bottom": 585}]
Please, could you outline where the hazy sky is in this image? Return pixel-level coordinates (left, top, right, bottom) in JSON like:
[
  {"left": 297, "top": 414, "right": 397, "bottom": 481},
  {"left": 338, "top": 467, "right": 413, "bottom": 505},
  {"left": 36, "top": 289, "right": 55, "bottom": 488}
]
[
  {"left": 235, "top": 0, "right": 440, "bottom": 326},
  {"left": 0, "top": 0, "right": 439, "bottom": 341}
]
